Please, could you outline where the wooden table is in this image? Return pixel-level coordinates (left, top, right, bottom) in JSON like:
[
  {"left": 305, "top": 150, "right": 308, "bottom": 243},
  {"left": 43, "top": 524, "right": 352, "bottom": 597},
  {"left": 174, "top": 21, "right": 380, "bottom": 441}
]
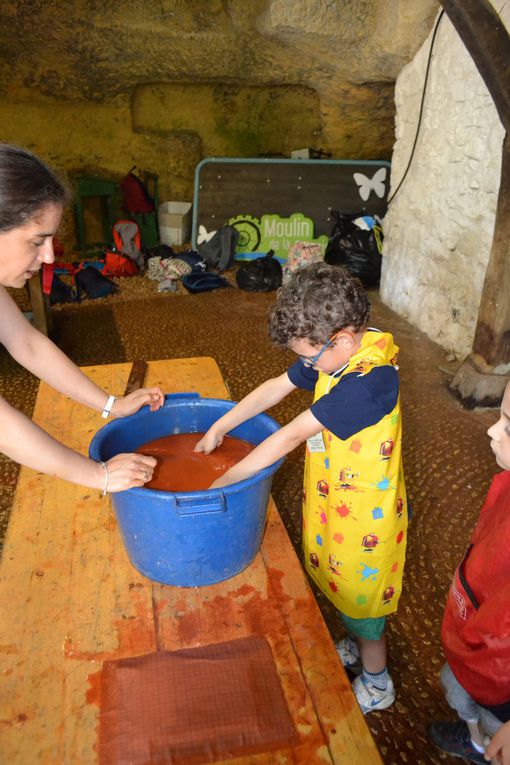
[{"left": 0, "top": 358, "right": 382, "bottom": 765}]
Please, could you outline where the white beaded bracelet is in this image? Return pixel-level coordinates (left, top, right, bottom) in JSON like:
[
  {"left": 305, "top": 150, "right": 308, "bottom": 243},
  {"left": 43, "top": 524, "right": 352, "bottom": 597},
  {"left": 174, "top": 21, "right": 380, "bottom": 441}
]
[
  {"left": 100, "top": 461, "right": 109, "bottom": 496},
  {"left": 102, "top": 394, "right": 116, "bottom": 419}
]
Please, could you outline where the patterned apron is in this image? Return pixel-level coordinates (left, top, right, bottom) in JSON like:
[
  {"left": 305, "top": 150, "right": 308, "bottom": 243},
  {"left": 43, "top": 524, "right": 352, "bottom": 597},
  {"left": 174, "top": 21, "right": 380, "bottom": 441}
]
[{"left": 302, "top": 330, "right": 408, "bottom": 619}]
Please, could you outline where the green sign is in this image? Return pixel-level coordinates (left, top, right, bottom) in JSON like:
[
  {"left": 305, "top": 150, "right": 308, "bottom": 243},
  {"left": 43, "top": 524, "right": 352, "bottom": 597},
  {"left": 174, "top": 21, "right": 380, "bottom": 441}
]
[{"left": 227, "top": 212, "right": 328, "bottom": 262}]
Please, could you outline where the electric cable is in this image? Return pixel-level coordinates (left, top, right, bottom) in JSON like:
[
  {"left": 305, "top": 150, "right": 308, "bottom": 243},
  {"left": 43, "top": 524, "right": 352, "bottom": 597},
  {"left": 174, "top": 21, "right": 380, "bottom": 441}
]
[{"left": 386, "top": 9, "right": 445, "bottom": 206}]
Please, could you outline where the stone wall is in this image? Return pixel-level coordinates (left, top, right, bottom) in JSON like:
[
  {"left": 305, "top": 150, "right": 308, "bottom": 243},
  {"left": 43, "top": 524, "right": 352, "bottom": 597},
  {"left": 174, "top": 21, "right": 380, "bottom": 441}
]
[
  {"left": 0, "top": 0, "right": 437, "bottom": 254},
  {"left": 380, "top": 3, "right": 508, "bottom": 357}
]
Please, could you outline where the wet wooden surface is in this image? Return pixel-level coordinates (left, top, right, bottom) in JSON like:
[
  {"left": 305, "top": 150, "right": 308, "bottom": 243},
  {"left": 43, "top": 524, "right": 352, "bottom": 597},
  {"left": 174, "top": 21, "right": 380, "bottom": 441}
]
[{"left": 0, "top": 357, "right": 382, "bottom": 765}]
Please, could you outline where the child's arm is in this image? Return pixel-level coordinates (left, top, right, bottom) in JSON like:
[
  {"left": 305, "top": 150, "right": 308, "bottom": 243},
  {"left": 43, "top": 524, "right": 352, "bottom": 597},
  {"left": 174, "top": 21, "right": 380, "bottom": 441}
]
[
  {"left": 484, "top": 720, "right": 510, "bottom": 763},
  {"left": 195, "top": 373, "right": 296, "bottom": 454},
  {"left": 210, "top": 408, "right": 323, "bottom": 488}
]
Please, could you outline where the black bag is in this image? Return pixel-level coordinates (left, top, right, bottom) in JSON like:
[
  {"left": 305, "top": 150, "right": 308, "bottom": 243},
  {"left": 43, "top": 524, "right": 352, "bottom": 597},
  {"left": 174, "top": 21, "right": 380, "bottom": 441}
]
[
  {"left": 236, "top": 251, "right": 282, "bottom": 292},
  {"left": 324, "top": 211, "right": 382, "bottom": 287},
  {"left": 75, "top": 266, "right": 117, "bottom": 299},
  {"left": 148, "top": 244, "right": 175, "bottom": 260},
  {"left": 198, "top": 226, "right": 239, "bottom": 272},
  {"left": 181, "top": 272, "right": 231, "bottom": 293},
  {"left": 49, "top": 274, "right": 77, "bottom": 305}
]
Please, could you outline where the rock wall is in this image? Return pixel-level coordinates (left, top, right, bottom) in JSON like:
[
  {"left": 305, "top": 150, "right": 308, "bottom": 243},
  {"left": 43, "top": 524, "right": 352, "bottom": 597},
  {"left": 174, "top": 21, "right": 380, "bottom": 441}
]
[
  {"left": 0, "top": 0, "right": 437, "bottom": 253},
  {"left": 381, "top": 4, "right": 508, "bottom": 357}
]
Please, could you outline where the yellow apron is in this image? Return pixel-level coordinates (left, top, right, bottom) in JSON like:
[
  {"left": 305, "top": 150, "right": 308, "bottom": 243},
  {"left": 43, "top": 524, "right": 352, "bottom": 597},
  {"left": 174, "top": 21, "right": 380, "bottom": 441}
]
[{"left": 303, "top": 330, "right": 408, "bottom": 619}]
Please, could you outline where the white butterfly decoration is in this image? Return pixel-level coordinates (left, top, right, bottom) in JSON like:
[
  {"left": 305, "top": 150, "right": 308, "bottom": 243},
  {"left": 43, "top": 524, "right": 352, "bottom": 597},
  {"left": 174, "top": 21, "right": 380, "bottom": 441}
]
[
  {"left": 353, "top": 167, "right": 387, "bottom": 202},
  {"left": 197, "top": 224, "right": 216, "bottom": 245}
]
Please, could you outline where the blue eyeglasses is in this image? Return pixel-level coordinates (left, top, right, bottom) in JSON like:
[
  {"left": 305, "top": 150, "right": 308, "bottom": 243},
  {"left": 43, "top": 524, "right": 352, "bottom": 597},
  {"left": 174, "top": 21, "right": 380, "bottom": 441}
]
[{"left": 300, "top": 333, "right": 338, "bottom": 368}]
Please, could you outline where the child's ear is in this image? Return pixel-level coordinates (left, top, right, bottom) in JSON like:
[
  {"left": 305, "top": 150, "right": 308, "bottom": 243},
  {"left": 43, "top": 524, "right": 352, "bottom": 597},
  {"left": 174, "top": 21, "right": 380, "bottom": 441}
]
[{"left": 336, "top": 330, "right": 356, "bottom": 348}]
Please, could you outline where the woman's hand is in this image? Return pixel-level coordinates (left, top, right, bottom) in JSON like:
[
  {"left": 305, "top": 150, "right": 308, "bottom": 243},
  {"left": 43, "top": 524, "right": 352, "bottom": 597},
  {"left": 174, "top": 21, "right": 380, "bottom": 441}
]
[
  {"left": 111, "top": 387, "right": 164, "bottom": 418},
  {"left": 103, "top": 453, "right": 158, "bottom": 493},
  {"left": 194, "top": 428, "right": 224, "bottom": 455},
  {"left": 485, "top": 721, "right": 510, "bottom": 764}
]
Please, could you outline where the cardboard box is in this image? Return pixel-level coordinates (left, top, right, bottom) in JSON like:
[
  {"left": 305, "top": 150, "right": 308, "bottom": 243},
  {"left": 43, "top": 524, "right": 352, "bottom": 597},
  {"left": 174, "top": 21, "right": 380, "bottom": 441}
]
[
  {"left": 158, "top": 201, "right": 192, "bottom": 246},
  {"left": 290, "top": 148, "right": 311, "bottom": 159}
]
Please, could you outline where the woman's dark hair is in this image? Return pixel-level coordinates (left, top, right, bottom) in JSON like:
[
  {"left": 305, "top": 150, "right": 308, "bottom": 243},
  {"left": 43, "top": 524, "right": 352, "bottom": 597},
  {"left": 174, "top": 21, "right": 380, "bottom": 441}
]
[
  {"left": 0, "top": 144, "right": 69, "bottom": 231},
  {"left": 269, "top": 262, "right": 371, "bottom": 347}
]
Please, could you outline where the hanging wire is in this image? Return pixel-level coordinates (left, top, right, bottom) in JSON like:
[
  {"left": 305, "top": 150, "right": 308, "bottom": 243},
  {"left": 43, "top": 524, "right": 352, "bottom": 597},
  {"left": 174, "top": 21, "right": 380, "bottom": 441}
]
[{"left": 386, "top": 9, "right": 445, "bottom": 206}]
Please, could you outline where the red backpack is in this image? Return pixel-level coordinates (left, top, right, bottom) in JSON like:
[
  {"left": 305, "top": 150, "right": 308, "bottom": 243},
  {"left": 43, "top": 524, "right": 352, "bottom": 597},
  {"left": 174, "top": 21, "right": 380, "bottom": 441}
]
[
  {"left": 103, "top": 220, "right": 144, "bottom": 276},
  {"left": 112, "top": 219, "right": 142, "bottom": 254},
  {"left": 104, "top": 251, "right": 138, "bottom": 277},
  {"left": 120, "top": 167, "right": 154, "bottom": 214}
]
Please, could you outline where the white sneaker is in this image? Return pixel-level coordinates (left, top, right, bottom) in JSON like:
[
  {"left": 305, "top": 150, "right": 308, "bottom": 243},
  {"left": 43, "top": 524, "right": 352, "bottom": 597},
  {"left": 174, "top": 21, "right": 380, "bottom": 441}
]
[
  {"left": 335, "top": 638, "right": 362, "bottom": 673},
  {"left": 352, "top": 673, "right": 395, "bottom": 714}
]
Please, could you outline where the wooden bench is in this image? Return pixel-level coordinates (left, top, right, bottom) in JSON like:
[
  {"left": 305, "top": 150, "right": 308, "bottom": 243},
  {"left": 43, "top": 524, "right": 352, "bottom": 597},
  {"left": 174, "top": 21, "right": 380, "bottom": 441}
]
[{"left": 0, "top": 357, "right": 382, "bottom": 764}]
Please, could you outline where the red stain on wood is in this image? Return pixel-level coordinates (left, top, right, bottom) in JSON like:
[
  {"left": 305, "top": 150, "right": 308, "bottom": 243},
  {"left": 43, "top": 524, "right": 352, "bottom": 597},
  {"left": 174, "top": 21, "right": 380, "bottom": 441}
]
[{"left": 86, "top": 670, "right": 102, "bottom": 707}]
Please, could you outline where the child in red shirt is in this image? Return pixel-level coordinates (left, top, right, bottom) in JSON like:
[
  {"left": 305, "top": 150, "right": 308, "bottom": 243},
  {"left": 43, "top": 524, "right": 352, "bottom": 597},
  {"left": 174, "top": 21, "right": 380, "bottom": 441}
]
[{"left": 428, "top": 381, "right": 510, "bottom": 764}]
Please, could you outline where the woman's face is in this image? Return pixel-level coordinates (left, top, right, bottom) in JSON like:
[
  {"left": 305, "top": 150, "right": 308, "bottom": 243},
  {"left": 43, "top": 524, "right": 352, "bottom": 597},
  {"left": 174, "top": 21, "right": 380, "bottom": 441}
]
[{"left": 0, "top": 203, "right": 63, "bottom": 288}]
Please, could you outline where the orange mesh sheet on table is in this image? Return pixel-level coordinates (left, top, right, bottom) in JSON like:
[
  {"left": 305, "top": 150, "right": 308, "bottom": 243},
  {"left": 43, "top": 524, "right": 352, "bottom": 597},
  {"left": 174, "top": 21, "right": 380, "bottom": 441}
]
[{"left": 98, "top": 635, "right": 298, "bottom": 765}]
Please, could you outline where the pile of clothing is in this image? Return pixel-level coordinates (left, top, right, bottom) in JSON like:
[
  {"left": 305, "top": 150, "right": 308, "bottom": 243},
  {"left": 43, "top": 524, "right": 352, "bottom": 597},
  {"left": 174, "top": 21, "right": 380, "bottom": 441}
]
[{"left": 146, "top": 246, "right": 230, "bottom": 293}]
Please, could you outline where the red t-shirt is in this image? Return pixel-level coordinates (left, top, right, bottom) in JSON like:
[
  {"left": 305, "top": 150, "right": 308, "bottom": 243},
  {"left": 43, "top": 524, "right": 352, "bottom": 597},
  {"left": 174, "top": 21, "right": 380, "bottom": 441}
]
[{"left": 442, "top": 471, "right": 510, "bottom": 717}]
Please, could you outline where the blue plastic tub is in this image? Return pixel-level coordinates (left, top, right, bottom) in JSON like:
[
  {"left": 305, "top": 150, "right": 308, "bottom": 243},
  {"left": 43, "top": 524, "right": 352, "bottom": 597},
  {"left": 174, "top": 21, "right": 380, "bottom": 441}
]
[{"left": 89, "top": 393, "right": 284, "bottom": 587}]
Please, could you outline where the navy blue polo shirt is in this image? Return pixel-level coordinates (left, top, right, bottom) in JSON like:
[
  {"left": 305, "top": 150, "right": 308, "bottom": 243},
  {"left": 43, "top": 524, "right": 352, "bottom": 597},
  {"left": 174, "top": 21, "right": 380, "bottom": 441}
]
[{"left": 287, "top": 359, "right": 399, "bottom": 441}]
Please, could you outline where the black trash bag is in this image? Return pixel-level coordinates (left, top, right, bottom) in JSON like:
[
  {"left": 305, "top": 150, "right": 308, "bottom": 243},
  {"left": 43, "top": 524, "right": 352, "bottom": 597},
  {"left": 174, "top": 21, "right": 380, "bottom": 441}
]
[
  {"left": 75, "top": 266, "right": 117, "bottom": 299},
  {"left": 236, "top": 250, "right": 282, "bottom": 292},
  {"left": 324, "top": 211, "right": 382, "bottom": 287},
  {"left": 198, "top": 225, "right": 239, "bottom": 272}
]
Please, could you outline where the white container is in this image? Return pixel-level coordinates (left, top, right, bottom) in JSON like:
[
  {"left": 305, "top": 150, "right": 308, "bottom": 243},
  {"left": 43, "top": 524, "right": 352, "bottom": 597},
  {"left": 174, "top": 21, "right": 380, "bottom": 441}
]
[
  {"left": 291, "top": 148, "right": 311, "bottom": 159},
  {"left": 158, "top": 201, "right": 192, "bottom": 246}
]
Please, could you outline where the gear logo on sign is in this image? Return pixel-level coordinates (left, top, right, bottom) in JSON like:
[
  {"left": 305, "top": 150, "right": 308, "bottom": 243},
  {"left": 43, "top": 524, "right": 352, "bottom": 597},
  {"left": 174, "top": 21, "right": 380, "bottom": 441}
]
[{"left": 227, "top": 212, "right": 328, "bottom": 263}]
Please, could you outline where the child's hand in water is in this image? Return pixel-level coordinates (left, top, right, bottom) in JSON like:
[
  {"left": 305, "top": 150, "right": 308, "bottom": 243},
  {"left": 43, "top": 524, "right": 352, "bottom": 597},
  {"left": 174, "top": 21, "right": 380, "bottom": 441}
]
[{"left": 194, "top": 428, "right": 223, "bottom": 455}]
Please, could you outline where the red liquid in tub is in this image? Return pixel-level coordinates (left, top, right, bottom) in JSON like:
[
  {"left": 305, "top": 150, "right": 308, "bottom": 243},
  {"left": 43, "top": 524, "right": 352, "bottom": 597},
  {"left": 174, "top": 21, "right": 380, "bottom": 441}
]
[{"left": 136, "top": 433, "right": 254, "bottom": 492}]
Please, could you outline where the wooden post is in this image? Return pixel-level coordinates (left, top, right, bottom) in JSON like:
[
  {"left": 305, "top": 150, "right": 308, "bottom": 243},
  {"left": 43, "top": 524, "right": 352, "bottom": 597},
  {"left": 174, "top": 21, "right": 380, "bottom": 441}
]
[
  {"left": 439, "top": 0, "right": 510, "bottom": 405},
  {"left": 472, "top": 134, "right": 510, "bottom": 368},
  {"left": 28, "top": 271, "right": 52, "bottom": 337}
]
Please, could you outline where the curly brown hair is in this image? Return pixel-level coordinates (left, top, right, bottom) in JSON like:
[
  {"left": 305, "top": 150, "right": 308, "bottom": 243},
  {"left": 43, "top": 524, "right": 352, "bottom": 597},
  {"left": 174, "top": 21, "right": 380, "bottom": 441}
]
[{"left": 269, "top": 262, "right": 370, "bottom": 347}]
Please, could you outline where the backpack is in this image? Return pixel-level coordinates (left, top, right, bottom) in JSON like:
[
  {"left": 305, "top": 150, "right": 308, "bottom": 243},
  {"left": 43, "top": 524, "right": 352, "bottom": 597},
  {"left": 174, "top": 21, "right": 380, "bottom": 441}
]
[
  {"left": 282, "top": 241, "right": 324, "bottom": 283},
  {"left": 49, "top": 273, "right": 77, "bottom": 305},
  {"left": 104, "top": 250, "right": 139, "bottom": 277},
  {"left": 197, "top": 225, "right": 239, "bottom": 272},
  {"left": 112, "top": 220, "right": 144, "bottom": 270},
  {"left": 236, "top": 250, "right": 282, "bottom": 292},
  {"left": 75, "top": 266, "right": 117, "bottom": 299},
  {"left": 120, "top": 167, "right": 155, "bottom": 214}
]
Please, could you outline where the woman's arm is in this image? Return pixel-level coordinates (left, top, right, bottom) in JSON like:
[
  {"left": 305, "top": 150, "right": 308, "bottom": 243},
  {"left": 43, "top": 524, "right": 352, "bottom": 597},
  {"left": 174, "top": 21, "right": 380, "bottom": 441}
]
[
  {"left": 0, "top": 395, "right": 157, "bottom": 492},
  {"left": 0, "top": 286, "right": 164, "bottom": 415},
  {"left": 195, "top": 372, "right": 297, "bottom": 454},
  {"left": 210, "top": 408, "right": 323, "bottom": 488}
]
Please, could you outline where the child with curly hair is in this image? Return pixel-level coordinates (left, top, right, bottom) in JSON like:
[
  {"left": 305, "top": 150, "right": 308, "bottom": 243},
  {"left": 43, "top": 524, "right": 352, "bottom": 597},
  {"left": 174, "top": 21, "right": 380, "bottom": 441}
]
[{"left": 196, "top": 262, "right": 408, "bottom": 713}]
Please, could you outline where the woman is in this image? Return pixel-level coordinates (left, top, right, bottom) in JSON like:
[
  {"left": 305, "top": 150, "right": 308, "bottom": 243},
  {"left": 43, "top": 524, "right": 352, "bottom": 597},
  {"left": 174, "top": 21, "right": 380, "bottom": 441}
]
[{"left": 0, "top": 143, "right": 164, "bottom": 494}]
